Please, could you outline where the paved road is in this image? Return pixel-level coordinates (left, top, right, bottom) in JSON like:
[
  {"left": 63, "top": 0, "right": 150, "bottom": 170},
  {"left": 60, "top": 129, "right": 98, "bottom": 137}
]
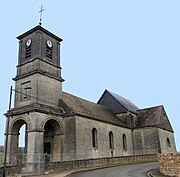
[{"left": 68, "top": 162, "right": 159, "bottom": 177}]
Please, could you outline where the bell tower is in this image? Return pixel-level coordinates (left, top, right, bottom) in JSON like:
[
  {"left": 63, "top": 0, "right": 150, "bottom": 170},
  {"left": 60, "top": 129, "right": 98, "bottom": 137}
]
[
  {"left": 14, "top": 25, "right": 64, "bottom": 108},
  {"left": 6, "top": 26, "right": 64, "bottom": 174}
]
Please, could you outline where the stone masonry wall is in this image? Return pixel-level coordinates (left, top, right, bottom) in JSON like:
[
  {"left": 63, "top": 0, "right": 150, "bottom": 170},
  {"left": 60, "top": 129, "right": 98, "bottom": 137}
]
[
  {"left": 0, "top": 154, "right": 158, "bottom": 176},
  {"left": 75, "top": 116, "right": 133, "bottom": 159},
  {"left": 46, "top": 154, "right": 158, "bottom": 174},
  {"left": 158, "top": 153, "right": 180, "bottom": 177},
  {"left": 0, "top": 164, "right": 22, "bottom": 177},
  {"left": 133, "top": 128, "right": 160, "bottom": 155}
]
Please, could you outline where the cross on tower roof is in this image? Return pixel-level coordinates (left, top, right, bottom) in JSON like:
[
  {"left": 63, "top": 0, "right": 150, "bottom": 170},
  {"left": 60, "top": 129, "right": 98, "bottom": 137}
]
[{"left": 39, "top": 5, "right": 44, "bottom": 26}]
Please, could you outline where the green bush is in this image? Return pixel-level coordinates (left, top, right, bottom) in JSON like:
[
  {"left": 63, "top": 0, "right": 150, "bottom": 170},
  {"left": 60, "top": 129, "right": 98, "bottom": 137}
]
[{"left": 0, "top": 153, "right": 4, "bottom": 166}]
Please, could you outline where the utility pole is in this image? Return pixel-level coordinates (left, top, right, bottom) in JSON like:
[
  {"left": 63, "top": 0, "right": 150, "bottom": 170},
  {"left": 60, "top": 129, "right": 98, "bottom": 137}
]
[{"left": 3, "top": 86, "right": 12, "bottom": 177}]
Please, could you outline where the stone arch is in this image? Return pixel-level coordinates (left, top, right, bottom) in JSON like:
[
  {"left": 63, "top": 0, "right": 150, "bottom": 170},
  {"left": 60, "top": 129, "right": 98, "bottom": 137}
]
[
  {"left": 9, "top": 117, "right": 30, "bottom": 158},
  {"left": 43, "top": 117, "right": 63, "bottom": 162},
  {"left": 42, "top": 117, "right": 63, "bottom": 134},
  {"left": 10, "top": 117, "right": 31, "bottom": 134}
]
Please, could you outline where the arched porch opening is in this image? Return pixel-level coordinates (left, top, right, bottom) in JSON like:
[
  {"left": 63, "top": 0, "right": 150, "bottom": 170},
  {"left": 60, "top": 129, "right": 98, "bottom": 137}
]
[
  {"left": 10, "top": 119, "right": 28, "bottom": 159},
  {"left": 43, "top": 119, "right": 62, "bottom": 162}
]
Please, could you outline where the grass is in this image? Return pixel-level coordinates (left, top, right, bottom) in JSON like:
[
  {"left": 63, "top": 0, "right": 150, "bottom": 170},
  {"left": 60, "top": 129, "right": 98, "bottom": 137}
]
[
  {"left": 0, "top": 153, "right": 4, "bottom": 166},
  {"left": 150, "top": 168, "right": 170, "bottom": 177}
]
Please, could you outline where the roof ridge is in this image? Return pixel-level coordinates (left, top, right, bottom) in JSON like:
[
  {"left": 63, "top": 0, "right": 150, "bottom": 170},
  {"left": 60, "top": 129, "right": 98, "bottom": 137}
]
[
  {"left": 62, "top": 91, "right": 109, "bottom": 109},
  {"left": 137, "top": 105, "right": 163, "bottom": 111}
]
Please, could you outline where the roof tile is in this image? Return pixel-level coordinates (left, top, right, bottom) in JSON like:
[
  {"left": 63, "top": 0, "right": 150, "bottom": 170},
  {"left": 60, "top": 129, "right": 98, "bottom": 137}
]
[{"left": 60, "top": 92, "right": 128, "bottom": 127}]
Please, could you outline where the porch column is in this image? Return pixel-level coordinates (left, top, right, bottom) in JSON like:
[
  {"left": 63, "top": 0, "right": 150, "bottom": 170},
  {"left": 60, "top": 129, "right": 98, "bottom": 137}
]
[
  {"left": 5, "top": 133, "right": 19, "bottom": 164},
  {"left": 25, "top": 130, "right": 44, "bottom": 175}
]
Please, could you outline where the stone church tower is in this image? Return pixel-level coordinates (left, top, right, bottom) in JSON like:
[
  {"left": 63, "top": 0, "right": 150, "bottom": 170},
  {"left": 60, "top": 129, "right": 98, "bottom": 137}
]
[{"left": 6, "top": 25, "right": 64, "bottom": 165}]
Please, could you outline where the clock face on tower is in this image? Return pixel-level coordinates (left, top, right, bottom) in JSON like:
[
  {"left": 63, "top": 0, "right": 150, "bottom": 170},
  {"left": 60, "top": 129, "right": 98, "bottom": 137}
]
[
  {"left": 26, "top": 39, "right": 32, "bottom": 47},
  {"left": 47, "top": 40, "right": 52, "bottom": 48}
]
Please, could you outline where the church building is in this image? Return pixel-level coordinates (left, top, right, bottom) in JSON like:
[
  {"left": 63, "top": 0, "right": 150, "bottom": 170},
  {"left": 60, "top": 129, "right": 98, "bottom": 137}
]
[{"left": 5, "top": 25, "right": 176, "bottom": 165}]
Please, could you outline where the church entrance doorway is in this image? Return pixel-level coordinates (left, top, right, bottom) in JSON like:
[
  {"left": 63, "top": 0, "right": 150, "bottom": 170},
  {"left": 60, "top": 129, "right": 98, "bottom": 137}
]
[
  {"left": 44, "top": 142, "right": 51, "bottom": 154},
  {"left": 44, "top": 119, "right": 62, "bottom": 162}
]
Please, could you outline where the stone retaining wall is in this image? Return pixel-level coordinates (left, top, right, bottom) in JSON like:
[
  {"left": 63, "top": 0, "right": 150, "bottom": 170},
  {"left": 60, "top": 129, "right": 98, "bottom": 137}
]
[
  {"left": 158, "top": 153, "right": 180, "bottom": 177},
  {"left": 0, "top": 154, "right": 158, "bottom": 176},
  {"left": 46, "top": 154, "right": 158, "bottom": 173}
]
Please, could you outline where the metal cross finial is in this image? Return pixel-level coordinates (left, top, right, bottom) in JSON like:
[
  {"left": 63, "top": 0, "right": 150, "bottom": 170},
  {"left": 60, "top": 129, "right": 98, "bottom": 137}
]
[{"left": 39, "top": 5, "right": 44, "bottom": 26}]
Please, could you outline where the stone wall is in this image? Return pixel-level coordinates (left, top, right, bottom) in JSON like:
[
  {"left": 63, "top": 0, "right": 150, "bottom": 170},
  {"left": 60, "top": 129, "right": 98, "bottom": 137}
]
[
  {"left": 158, "top": 153, "right": 180, "bottom": 177},
  {"left": 0, "top": 154, "right": 22, "bottom": 177},
  {"left": 133, "top": 127, "right": 160, "bottom": 155},
  {"left": 75, "top": 116, "right": 133, "bottom": 160},
  {"left": 158, "top": 129, "right": 176, "bottom": 153},
  {"left": 0, "top": 164, "right": 22, "bottom": 177},
  {"left": 46, "top": 154, "right": 158, "bottom": 174},
  {"left": 0, "top": 154, "right": 157, "bottom": 176}
]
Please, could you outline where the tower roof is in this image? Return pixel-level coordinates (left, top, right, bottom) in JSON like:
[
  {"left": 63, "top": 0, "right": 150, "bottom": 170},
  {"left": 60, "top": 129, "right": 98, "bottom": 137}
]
[{"left": 17, "top": 25, "right": 63, "bottom": 42}]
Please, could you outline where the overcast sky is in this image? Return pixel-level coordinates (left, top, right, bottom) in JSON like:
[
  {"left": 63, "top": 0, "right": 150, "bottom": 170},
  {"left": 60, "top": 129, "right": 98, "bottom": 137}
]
[{"left": 1, "top": 0, "right": 180, "bottom": 151}]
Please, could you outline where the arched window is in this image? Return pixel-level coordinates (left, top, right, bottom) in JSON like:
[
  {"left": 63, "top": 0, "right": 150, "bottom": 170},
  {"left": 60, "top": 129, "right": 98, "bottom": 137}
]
[
  {"left": 166, "top": 138, "right": 171, "bottom": 147},
  {"left": 92, "top": 128, "right": 98, "bottom": 148},
  {"left": 109, "top": 131, "right": 114, "bottom": 149},
  {"left": 123, "top": 134, "right": 127, "bottom": 150}
]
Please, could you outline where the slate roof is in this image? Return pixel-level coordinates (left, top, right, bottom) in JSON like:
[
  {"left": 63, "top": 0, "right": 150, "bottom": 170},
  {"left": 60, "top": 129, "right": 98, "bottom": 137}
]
[
  {"left": 108, "top": 90, "right": 139, "bottom": 112},
  {"left": 98, "top": 90, "right": 139, "bottom": 114},
  {"left": 136, "top": 105, "right": 174, "bottom": 132},
  {"left": 60, "top": 91, "right": 128, "bottom": 128},
  {"left": 136, "top": 106, "right": 162, "bottom": 127},
  {"left": 59, "top": 90, "right": 173, "bottom": 132},
  {"left": 17, "top": 25, "right": 63, "bottom": 42}
]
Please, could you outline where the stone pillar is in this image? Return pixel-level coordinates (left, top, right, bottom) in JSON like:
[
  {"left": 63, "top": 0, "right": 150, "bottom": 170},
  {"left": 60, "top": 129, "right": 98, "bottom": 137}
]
[
  {"left": 25, "top": 130, "right": 44, "bottom": 175},
  {"left": 5, "top": 133, "right": 19, "bottom": 164},
  {"left": 10, "top": 134, "right": 19, "bottom": 156},
  {"left": 52, "top": 135, "right": 61, "bottom": 162},
  {"left": 24, "top": 125, "right": 28, "bottom": 154},
  {"left": 27, "top": 131, "right": 44, "bottom": 154}
]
